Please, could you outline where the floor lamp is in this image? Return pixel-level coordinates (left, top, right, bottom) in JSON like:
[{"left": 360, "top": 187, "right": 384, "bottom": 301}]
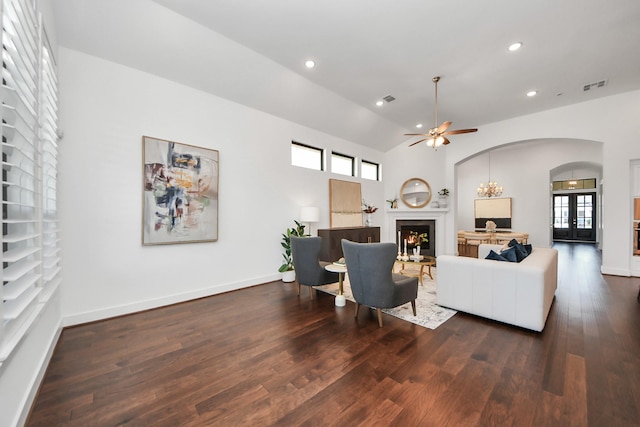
[{"left": 300, "top": 206, "right": 320, "bottom": 236}]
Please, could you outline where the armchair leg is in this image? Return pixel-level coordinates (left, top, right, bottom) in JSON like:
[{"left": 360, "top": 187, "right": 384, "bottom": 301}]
[
  {"left": 355, "top": 303, "right": 360, "bottom": 318},
  {"left": 308, "top": 286, "right": 314, "bottom": 299},
  {"left": 376, "top": 308, "right": 383, "bottom": 327},
  {"left": 411, "top": 300, "right": 417, "bottom": 316}
]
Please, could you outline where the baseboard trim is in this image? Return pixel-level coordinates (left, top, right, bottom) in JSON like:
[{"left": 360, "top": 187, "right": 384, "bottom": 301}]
[
  {"left": 17, "top": 323, "right": 63, "bottom": 427},
  {"left": 63, "top": 274, "right": 281, "bottom": 327},
  {"left": 600, "top": 266, "right": 631, "bottom": 277}
]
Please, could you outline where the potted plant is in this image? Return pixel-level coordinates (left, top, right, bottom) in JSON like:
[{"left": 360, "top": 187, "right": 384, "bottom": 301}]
[
  {"left": 279, "top": 220, "right": 306, "bottom": 282},
  {"left": 362, "top": 199, "right": 378, "bottom": 226},
  {"left": 438, "top": 188, "right": 450, "bottom": 208}
]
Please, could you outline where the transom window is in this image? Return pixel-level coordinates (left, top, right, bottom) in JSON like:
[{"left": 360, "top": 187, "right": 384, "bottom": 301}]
[
  {"left": 291, "top": 141, "right": 323, "bottom": 171},
  {"left": 331, "top": 151, "right": 355, "bottom": 176},
  {"left": 361, "top": 160, "right": 380, "bottom": 181}
]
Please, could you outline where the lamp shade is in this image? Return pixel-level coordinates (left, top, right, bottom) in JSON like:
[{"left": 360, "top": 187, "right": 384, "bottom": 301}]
[{"left": 300, "top": 206, "right": 320, "bottom": 223}]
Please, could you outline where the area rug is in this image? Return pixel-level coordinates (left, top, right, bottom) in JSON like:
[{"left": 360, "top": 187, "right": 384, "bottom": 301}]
[{"left": 316, "top": 266, "right": 456, "bottom": 330}]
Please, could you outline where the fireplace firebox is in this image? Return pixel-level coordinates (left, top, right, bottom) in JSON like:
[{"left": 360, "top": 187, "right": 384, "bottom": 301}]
[{"left": 395, "top": 220, "right": 435, "bottom": 257}]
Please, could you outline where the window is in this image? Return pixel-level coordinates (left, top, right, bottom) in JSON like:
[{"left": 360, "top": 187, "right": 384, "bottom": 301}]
[
  {"left": 1, "top": 0, "right": 60, "bottom": 363},
  {"left": 331, "top": 151, "right": 354, "bottom": 176},
  {"left": 552, "top": 178, "right": 596, "bottom": 191},
  {"left": 361, "top": 160, "right": 380, "bottom": 181},
  {"left": 553, "top": 196, "right": 569, "bottom": 229},
  {"left": 291, "top": 141, "right": 323, "bottom": 171}
]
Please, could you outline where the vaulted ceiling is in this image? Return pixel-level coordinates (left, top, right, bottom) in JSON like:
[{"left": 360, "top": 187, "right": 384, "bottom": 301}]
[{"left": 53, "top": 0, "right": 640, "bottom": 151}]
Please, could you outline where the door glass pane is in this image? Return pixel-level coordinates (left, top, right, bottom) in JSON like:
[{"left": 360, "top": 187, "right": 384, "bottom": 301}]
[
  {"left": 554, "top": 196, "right": 569, "bottom": 229},
  {"left": 576, "top": 195, "right": 592, "bottom": 229}
]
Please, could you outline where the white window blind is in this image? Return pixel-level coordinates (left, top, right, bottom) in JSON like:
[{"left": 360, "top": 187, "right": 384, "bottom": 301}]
[{"left": 1, "top": 0, "right": 60, "bottom": 363}]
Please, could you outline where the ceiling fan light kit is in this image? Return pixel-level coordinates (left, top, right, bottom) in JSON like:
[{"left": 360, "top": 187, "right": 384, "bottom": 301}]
[{"left": 406, "top": 76, "right": 478, "bottom": 150}]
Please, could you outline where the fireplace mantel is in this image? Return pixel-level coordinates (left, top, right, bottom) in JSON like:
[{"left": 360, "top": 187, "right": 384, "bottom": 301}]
[{"left": 387, "top": 208, "right": 448, "bottom": 256}]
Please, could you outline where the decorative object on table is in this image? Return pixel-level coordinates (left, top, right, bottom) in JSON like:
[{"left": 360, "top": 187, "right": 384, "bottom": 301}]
[
  {"left": 290, "top": 236, "right": 339, "bottom": 296},
  {"left": 278, "top": 220, "right": 306, "bottom": 282},
  {"left": 299, "top": 206, "right": 320, "bottom": 236},
  {"left": 437, "top": 188, "right": 450, "bottom": 208},
  {"left": 341, "top": 240, "right": 419, "bottom": 327},
  {"left": 386, "top": 197, "right": 398, "bottom": 209},
  {"left": 485, "top": 220, "right": 497, "bottom": 232},
  {"left": 142, "top": 136, "right": 219, "bottom": 245},
  {"left": 400, "top": 177, "right": 432, "bottom": 208},
  {"left": 329, "top": 179, "right": 363, "bottom": 227},
  {"left": 404, "top": 76, "right": 478, "bottom": 150},
  {"left": 362, "top": 199, "right": 378, "bottom": 227}
]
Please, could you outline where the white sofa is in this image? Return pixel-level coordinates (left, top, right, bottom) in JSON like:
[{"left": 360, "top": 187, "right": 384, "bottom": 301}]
[{"left": 437, "top": 244, "right": 558, "bottom": 332}]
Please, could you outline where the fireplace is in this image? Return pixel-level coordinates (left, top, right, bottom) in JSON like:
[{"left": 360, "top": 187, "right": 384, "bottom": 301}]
[{"left": 396, "top": 220, "right": 436, "bottom": 257}]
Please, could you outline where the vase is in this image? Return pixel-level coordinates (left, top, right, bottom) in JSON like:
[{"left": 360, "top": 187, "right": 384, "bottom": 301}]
[
  {"left": 438, "top": 196, "right": 448, "bottom": 208},
  {"left": 365, "top": 213, "right": 373, "bottom": 227}
]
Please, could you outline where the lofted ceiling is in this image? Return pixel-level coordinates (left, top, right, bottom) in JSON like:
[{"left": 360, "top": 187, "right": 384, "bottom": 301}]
[{"left": 52, "top": 0, "right": 640, "bottom": 151}]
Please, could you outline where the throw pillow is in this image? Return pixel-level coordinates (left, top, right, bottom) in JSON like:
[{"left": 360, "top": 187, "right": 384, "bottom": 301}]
[
  {"left": 485, "top": 249, "right": 508, "bottom": 262},
  {"left": 499, "top": 246, "right": 518, "bottom": 262},
  {"left": 508, "top": 238, "right": 529, "bottom": 262},
  {"left": 524, "top": 244, "right": 533, "bottom": 255}
]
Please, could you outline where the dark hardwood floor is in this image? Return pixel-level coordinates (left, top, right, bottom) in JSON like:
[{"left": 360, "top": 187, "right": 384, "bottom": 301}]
[{"left": 27, "top": 243, "right": 640, "bottom": 426}]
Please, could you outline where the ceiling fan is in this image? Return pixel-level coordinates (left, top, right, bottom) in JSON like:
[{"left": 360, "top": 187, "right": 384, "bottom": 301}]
[{"left": 405, "top": 76, "right": 478, "bottom": 149}]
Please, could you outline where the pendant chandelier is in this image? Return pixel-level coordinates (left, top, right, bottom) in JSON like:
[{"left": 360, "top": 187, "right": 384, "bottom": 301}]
[{"left": 477, "top": 151, "right": 503, "bottom": 197}]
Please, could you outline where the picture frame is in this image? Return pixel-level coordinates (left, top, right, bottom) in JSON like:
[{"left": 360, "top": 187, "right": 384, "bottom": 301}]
[
  {"left": 329, "top": 178, "right": 363, "bottom": 227},
  {"left": 142, "top": 136, "right": 219, "bottom": 245},
  {"left": 474, "top": 197, "right": 512, "bottom": 229}
]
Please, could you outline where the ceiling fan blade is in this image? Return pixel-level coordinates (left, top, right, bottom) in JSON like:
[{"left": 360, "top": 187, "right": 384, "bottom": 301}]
[
  {"left": 436, "top": 121, "right": 452, "bottom": 133},
  {"left": 442, "top": 136, "right": 451, "bottom": 145},
  {"left": 409, "top": 138, "right": 427, "bottom": 147},
  {"left": 442, "top": 128, "right": 478, "bottom": 135},
  {"left": 404, "top": 133, "right": 429, "bottom": 136}
]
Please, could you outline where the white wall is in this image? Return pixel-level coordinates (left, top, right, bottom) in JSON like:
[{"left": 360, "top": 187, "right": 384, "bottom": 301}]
[
  {"left": 455, "top": 139, "right": 603, "bottom": 247},
  {"left": 395, "top": 90, "right": 640, "bottom": 275},
  {"left": 58, "top": 48, "right": 385, "bottom": 324}
]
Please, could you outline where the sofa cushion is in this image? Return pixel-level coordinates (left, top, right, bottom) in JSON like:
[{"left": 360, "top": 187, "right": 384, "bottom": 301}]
[
  {"left": 499, "top": 246, "right": 518, "bottom": 262},
  {"left": 486, "top": 249, "right": 508, "bottom": 262},
  {"left": 508, "top": 239, "right": 529, "bottom": 262}
]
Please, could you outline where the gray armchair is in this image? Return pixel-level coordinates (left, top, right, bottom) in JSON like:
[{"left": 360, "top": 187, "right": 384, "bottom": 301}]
[
  {"left": 341, "top": 239, "right": 418, "bottom": 327},
  {"left": 290, "top": 236, "right": 339, "bottom": 298}
]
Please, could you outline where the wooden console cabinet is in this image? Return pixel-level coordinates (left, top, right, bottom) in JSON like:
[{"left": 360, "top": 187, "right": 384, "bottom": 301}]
[{"left": 317, "top": 227, "right": 380, "bottom": 261}]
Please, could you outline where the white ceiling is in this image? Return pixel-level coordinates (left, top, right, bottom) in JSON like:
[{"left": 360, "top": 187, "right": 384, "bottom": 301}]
[{"left": 52, "top": 0, "right": 640, "bottom": 151}]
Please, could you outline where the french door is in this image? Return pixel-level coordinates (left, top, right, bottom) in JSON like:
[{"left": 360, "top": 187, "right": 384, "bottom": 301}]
[{"left": 553, "top": 193, "right": 596, "bottom": 241}]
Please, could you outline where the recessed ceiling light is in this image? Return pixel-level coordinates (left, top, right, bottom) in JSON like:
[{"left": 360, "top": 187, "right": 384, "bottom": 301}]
[
  {"left": 508, "top": 42, "right": 523, "bottom": 51},
  {"left": 416, "top": 124, "right": 423, "bottom": 128},
  {"left": 304, "top": 60, "right": 316, "bottom": 69},
  {"left": 375, "top": 100, "right": 384, "bottom": 107},
  {"left": 527, "top": 90, "right": 537, "bottom": 97}
]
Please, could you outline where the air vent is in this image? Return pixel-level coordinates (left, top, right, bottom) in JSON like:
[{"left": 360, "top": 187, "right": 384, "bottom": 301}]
[
  {"left": 583, "top": 79, "right": 607, "bottom": 92},
  {"left": 382, "top": 95, "right": 396, "bottom": 103}
]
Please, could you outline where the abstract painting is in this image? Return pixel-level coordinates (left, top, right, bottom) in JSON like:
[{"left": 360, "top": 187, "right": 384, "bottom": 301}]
[{"left": 142, "top": 136, "right": 219, "bottom": 245}]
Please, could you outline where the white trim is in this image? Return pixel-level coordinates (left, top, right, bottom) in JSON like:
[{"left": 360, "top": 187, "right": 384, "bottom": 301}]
[
  {"left": 62, "top": 274, "right": 281, "bottom": 327},
  {"left": 387, "top": 208, "right": 448, "bottom": 256}
]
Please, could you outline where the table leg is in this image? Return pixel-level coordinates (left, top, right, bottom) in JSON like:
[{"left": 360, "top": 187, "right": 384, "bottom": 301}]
[
  {"left": 335, "top": 273, "right": 346, "bottom": 307},
  {"left": 418, "top": 265, "right": 424, "bottom": 286}
]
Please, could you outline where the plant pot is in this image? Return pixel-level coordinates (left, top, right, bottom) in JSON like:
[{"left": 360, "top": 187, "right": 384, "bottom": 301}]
[
  {"left": 438, "top": 196, "right": 448, "bottom": 208},
  {"left": 281, "top": 270, "right": 296, "bottom": 283}
]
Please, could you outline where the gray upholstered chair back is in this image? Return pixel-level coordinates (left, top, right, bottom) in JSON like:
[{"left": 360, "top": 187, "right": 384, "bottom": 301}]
[
  {"left": 291, "top": 236, "right": 338, "bottom": 287},
  {"left": 342, "top": 239, "right": 417, "bottom": 309}
]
